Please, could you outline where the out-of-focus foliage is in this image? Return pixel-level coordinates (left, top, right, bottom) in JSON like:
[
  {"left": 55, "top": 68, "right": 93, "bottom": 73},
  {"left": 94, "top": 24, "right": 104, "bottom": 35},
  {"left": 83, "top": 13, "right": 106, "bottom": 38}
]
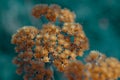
[{"left": 0, "top": 0, "right": 120, "bottom": 80}]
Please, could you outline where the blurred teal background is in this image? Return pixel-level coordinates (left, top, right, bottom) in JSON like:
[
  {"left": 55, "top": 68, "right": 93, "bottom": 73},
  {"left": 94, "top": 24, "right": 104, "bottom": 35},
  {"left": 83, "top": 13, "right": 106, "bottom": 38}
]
[{"left": 0, "top": 0, "right": 120, "bottom": 80}]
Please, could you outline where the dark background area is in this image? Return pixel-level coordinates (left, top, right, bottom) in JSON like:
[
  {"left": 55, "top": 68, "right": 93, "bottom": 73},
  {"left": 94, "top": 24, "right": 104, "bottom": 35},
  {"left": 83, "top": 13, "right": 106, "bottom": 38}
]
[{"left": 0, "top": 0, "right": 120, "bottom": 80}]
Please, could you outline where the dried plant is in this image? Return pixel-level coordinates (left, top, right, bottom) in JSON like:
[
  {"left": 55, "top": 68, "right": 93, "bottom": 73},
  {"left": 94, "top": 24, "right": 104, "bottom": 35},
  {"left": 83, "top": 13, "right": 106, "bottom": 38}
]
[{"left": 11, "top": 4, "right": 120, "bottom": 80}]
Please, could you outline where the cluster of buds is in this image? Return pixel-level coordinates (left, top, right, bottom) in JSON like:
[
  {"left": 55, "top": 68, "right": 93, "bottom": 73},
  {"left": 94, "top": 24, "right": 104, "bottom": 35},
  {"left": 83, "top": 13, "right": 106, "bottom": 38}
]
[{"left": 11, "top": 4, "right": 120, "bottom": 80}]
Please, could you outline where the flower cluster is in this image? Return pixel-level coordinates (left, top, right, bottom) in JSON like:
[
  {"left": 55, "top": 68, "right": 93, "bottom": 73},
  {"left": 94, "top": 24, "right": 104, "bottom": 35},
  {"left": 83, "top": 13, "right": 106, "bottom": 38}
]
[
  {"left": 12, "top": 4, "right": 120, "bottom": 80},
  {"left": 13, "top": 53, "right": 52, "bottom": 80},
  {"left": 65, "top": 51, "right": 120, "bottom": 80},
  {"left": 12, "top": 27, "right": 53, "bottom": 80},
  {"left": 32, "top": 4, "right": 75, "bottom": 22}
]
